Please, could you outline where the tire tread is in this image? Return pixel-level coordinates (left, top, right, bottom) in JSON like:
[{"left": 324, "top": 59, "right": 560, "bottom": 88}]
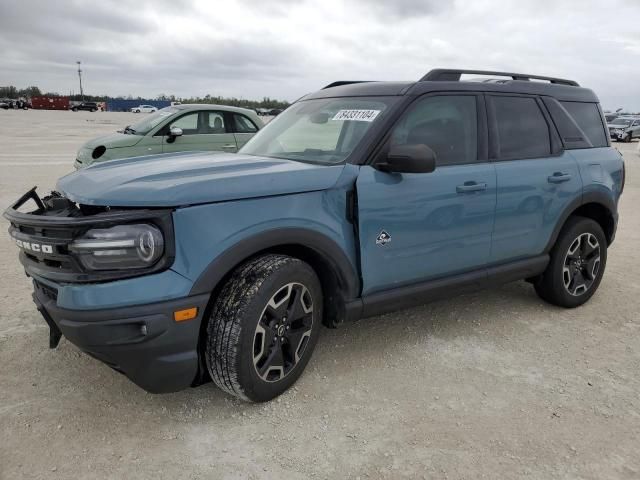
[{"left": 206, "top": 254, "right": 301, "bottom": 400}]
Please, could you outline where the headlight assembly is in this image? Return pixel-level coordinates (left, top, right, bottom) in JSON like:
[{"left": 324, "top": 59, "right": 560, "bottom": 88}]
[{"left": 70, "top": 224, "right": 164, "bottom": 270}]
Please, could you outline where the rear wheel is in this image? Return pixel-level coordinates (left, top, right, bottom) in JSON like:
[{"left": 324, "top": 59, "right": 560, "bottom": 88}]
[
  {"left": 205, "top": 254, "right": 322, "bottom": 402},
  {"left": 535, "top": 216, "right": 607, "bottom": 308}
]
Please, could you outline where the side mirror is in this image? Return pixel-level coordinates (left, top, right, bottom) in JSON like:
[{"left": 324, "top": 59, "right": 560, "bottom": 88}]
[
  {"left": 377, "top": 144, "right": 436, "bottom": 174},
  {"left": 169, "top": 126, "right": 183, "bottom": 137}
]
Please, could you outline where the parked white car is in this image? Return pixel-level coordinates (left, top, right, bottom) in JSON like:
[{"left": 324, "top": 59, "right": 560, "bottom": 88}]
[{"left": 131, "top": 105, "right": 158, "bottom": 113}]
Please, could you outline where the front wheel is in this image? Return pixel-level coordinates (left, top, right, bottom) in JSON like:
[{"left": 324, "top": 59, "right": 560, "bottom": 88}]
[
  {"left": 625, "top": 133, "right": 632, "bottom": 143},
  {"left": 535, "top": 216, "right": 607, "bottom": 308},
  {"left": 205, "top": 255, "right": 322, "bottom": 402}
]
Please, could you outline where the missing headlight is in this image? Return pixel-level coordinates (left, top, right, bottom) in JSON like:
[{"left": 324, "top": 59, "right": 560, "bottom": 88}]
[{"left": 92, "top": 145, "right": 106, "bottom": 159}]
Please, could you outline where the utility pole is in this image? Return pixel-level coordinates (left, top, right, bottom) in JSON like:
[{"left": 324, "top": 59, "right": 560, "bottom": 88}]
[{"left": 76, "top": 61, "right": 84, "bottom": 101}]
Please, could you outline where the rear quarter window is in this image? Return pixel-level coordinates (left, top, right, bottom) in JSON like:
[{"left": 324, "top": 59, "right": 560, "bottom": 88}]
[{"left": 560, "top": 101, "right": 608, "bottom": 148}]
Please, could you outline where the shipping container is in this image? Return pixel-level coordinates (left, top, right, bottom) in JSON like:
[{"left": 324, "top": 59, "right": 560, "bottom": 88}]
[{"left": 31, "top": 96, "right": 70, "bottom": 110}]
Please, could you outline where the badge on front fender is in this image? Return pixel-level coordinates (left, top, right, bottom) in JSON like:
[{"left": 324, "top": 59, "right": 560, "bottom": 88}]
[{"left": 376, "top": 230, "right": 391, "bottom": 246}]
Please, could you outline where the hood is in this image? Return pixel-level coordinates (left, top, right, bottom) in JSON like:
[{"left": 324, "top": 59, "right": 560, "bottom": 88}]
[
  {"left": 607, "top": 122, "right": 633, "bottom": 130},
  {"left": 80, "top": 132, "right": 143, "bottom": 150},
  {"left": 57, "top": 152, "right": 346, "bottom": 207}
]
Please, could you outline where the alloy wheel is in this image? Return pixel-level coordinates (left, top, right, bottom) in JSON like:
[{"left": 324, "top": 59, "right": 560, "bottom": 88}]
[
  {"left": 253, "top": 282, "right": 314, "bottom": 382},
  {"left": 562, "top": 232, "right": 601, "bottom": 296}
]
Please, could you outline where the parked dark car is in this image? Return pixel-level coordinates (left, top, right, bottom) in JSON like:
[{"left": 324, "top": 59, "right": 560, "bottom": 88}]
[
  {"left": 71, "top": 102, "right": 99, "bottom": 112},
  {"left": 268, "top": 108, "right": 283, "bottom": 116},
  {"left": 1, "top": 99, "right": 29, "bottom": 110}
]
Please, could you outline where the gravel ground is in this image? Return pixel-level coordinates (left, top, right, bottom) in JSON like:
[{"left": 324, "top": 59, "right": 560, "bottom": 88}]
[{"left": 0, "top": 110, "right": 639, "bottom": 480}]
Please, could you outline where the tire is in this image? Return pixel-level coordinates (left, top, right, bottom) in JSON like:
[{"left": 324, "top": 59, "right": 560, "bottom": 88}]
[
  {"left": 91, "top": 108, "right": 97, "bottom": 112},
  {"left": 205, "top": 254, "right": 322, "bottom": 402},
  {"left": 135, "top": 109, "right": 140, "bottom": 113},
  {"left": 534, "top": 216, "right": 607, "bottom": 308},
  {"left": 625, "top": 134, "right": 632, "bottom": 143},
  {"left": 72, "top": 108, "right": 78, "bottom": 112}
]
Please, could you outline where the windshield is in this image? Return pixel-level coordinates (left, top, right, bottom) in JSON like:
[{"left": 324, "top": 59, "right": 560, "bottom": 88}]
[
  {"left": 239, "top": 97, "right": 396, "bottom": 164},
  {"left": 125, "top": 107, "right": 178, "bottom": 135},
  {"left": 610, "top": 118, "right": 633, "bottom": 126}
]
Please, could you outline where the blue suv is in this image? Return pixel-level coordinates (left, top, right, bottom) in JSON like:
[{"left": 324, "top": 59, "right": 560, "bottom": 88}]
[{"left": 5, "top": 69, "right": 624, "bottom": 402}]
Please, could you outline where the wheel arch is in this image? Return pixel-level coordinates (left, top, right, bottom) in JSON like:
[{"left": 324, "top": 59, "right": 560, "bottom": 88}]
[
  {"left": 545, "top": 192, "right": 617, "bottom": 252},
  {"left": 189, "top": 228, "right": 360, "bottom": 326}
]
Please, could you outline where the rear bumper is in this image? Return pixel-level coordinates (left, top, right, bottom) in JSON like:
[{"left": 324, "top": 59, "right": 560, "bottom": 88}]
[{"left": 33, "top": 282, "right": 210, "bottom": 393}]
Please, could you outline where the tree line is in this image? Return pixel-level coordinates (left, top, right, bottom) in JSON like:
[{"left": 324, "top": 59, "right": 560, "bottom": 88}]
[{"left": 0, "top": 85, "right": 290, "bottom": 109}]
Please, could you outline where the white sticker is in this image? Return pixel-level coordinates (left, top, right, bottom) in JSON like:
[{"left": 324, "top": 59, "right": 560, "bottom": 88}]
[{"left": 332, "top": 109, "right": 381, "bottom": 122}]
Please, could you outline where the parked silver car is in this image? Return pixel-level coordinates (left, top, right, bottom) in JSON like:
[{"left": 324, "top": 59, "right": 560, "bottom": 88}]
[{"left": 607, "top": 116, "right": 640, "bottom": 142}]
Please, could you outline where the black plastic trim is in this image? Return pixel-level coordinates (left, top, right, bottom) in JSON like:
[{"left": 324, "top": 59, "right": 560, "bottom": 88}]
[
  {"left": 33, "top": 286, "right": 210, "bottom": 393},
  {"left": 543, "top": 190, "right": 618, "bottom": 251},
  {"left": 189, "top": 228, "right": 360, "bottom": 300},
  {"left": 349, "top": 255, "right": 549, "bottom": 320}
]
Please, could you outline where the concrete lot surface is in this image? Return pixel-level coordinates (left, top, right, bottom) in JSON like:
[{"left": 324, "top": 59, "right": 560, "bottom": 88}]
[{"left": 0, "top": 110, "right": 639, "bottom": 479}]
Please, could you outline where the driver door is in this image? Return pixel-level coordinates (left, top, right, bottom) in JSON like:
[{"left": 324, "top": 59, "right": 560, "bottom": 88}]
[{"left": 356, "top": 94, "right": 497, "bottom": 295}]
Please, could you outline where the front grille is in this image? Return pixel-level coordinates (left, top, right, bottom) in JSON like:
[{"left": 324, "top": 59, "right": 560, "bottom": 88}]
[
  {"left": 9, "top": 224, "right": 83, "bottom": 279},
  {"left": 4, "top": 187, "right": 175, "bottom": 283}
]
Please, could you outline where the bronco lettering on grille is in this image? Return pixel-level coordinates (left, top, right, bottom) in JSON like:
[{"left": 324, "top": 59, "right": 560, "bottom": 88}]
[{"left": 14, "top": 238, "right": 53, "bottom": 254}]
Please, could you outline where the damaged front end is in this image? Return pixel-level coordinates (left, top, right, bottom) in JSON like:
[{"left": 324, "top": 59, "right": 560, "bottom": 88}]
[{"left": 4, "top": 187, "right": 175, "bottom": 348}]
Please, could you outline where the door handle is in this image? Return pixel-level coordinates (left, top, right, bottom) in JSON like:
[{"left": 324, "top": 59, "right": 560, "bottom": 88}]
[
  {"left": 547, "top": 172, "right": 572, "bottom": 184},
  {"left": 221, "top": 144, "right": 237, "bottom": 152},
  {"left": 456, "top": 181, "right": 487, "bottom": 193}
]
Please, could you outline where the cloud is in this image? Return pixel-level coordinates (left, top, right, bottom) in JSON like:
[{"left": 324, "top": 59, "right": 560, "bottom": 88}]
[
  {"left": 361, "top": 0, "right": 454, "bottom": 19},
  {"left": 0, "top": 0, "right": 639, "bottom": 109}
]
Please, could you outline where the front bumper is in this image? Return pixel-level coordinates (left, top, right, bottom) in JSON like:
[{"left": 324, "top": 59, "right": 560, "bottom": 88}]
[
  {"left": 33, "top": 281, "right": 210, "bottom": 393},
  {"left": 609, "top": 130, "right": 627, "bottom": 140}
]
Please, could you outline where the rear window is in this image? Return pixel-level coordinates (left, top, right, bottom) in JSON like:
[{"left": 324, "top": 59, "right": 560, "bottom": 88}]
[
  {"left": 560, "top": 102, "right": 607, "bottom": 147},
  {"left": 492, "top": 96, "right": 551, "bottom": 159}
]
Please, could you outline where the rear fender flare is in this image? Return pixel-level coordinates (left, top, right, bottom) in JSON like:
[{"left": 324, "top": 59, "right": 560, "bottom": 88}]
[{"left": 544, "top": 190, "right": 617, "bottom": 252}]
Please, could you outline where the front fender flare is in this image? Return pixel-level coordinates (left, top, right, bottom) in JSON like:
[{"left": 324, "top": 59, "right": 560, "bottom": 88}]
[{"left": 188, "top": 228, "right": 360, "bottom": 300}]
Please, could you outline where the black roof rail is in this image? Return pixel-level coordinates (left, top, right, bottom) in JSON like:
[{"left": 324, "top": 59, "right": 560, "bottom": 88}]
[
  {"left": 420, "top": 69, "right": 579, "bottom": 87},
  {"left": 322, "top": 81, "right": 372, "bottom": 89}
]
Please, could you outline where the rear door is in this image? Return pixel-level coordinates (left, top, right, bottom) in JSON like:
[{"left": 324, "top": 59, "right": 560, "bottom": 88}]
[
  {"left": 356, "top": 93, "right": 497, "bottom": 295},
  {"left": 232, "top": 113, "right": 260, "bottom": 149},
  {"left": 488, "top": 94, "right": 582, "bottom": 263},
  {"left": 161, "top": 110, "right": 238, "bottom": 154}
]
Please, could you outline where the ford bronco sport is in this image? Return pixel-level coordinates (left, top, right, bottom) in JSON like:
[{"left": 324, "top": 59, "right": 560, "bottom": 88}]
[{"left": 5, "top": 69, "right": 624, "bottom": 402}]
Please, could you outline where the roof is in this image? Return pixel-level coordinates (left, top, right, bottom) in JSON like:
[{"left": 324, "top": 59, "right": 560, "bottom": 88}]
[
  {"left": 174, "top": 103, "right": 257, "bottom": 114},
  {"left": 304, "top": 68, "right": 600, "bottom": 104}
]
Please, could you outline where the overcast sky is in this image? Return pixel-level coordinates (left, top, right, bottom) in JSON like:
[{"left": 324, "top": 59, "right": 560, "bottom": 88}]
[{"left": 1, "top": 0, "right": 639, "bottom": 110}]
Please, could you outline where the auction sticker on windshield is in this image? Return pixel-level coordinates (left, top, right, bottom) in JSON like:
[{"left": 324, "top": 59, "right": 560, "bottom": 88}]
[{"left": 332, "top": 110, "right": 381, "bottom": 122}]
